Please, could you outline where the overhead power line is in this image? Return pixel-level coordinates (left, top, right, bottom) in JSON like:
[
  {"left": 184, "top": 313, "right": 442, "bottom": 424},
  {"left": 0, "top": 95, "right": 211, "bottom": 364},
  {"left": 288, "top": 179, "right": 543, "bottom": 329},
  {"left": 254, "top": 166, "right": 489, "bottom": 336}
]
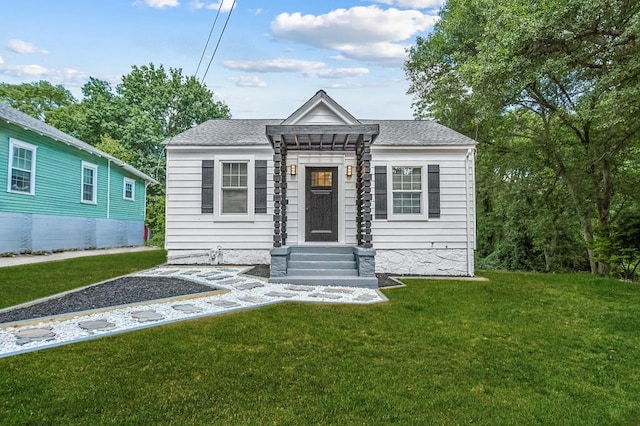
[
  {"left": 200, "top": 0, "right": 237, "bottom": 83},
  {"left": 194, "top": 1, "right": 224, "bottom": 79}
]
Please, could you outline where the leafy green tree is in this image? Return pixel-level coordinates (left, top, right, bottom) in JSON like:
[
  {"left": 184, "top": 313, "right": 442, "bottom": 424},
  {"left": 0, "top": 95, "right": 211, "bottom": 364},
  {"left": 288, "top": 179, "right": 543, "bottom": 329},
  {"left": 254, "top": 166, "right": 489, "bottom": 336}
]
[
  {"left": 0, "top": 81, "right": 76, "bottom": 120},
  {"left": 406, "top": 0, "right": 640, "bottom": 274},
  {"left": 95, "top": 134, "right": 137, "bottom": 165},
  {"left": 1, "top": 64, "right": 230, "bottom": 245}
]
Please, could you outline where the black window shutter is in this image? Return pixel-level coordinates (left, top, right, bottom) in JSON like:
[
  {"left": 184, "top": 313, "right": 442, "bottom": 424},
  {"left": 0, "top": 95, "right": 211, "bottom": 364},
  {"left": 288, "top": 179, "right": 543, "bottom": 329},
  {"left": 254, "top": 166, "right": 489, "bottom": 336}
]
[
  {"left": 374, "top": 166, "right": 387, "bottom": 219},
  {"left": 201, "top": 160, "right": 214, "bottom": 214},
  {"left": 255, "top": 160, "right": 267, "bottom": 214},
  {"left": 428, "top": 164, "right": 440, "bottom": 218}
]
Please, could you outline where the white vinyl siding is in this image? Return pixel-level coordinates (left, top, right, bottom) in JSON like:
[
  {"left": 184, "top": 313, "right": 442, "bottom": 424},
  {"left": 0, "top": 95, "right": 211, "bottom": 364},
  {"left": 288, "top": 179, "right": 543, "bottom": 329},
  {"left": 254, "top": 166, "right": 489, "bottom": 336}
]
[
  {"left": 166, "top": 146, "right": 474, "bottom": 253},
  {"left": 123, "top": 177, "right": 135, "bottom": 201},
  {"left": 7, "top": 138, "right": 37, "bottom": 195},
  {"left": 81, "top": 161, "right": 98, "bottom": 204},
  {"left": 165, "top": 148, "right": 273, "bottom": 250},
  {"left": 372, "top": 150, "right": 475, "bottom": 250}
]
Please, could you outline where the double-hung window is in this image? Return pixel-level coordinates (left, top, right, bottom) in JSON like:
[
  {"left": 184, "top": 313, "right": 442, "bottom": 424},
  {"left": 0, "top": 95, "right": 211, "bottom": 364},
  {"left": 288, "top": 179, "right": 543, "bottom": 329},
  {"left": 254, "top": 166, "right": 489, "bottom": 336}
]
[
  {"left": 123, "top": 177, "right": 135, "bottom": 201},
  {"left": 392, "top": 166, "right": 422, "bottom": 215},
  {"left": 8, "top": 139, "right": 37, "bottom": 195},
  {"left": 81, "top": 161, "right": 98, "bottom": 204},
  {"left": 221, "top": 162, "right": 248, "bottom": 214}
]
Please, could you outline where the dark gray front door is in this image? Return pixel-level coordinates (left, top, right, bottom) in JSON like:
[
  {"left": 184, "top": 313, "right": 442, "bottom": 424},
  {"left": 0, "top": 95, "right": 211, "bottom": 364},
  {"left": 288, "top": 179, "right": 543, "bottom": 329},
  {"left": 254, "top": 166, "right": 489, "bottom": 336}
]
[{"left": 305, "top": 167, "right": 338, "bottom": 242}]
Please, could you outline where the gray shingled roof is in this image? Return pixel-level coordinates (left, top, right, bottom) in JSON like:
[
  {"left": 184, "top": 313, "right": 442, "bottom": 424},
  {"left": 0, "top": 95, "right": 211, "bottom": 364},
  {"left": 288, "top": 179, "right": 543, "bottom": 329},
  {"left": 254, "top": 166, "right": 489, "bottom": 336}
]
[
  {"left": 363, "top": 120, "right": 476, "bottom": 146},
  {"left": 0, "top": 103, "right": 157, "bottom": 183},
  {"left": 165, "top": 119, "right": 279, "bottom": 146},
  {"left": 166, "top": 118, "right": 476, "bottom": 147}
]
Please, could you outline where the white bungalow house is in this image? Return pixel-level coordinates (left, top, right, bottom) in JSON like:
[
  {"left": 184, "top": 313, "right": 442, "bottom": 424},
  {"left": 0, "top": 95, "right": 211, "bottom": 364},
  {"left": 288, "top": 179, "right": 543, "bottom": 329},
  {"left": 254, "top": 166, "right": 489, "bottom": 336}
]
[{"left": 164, "top": 90, "right": 476, "bottom": 288}]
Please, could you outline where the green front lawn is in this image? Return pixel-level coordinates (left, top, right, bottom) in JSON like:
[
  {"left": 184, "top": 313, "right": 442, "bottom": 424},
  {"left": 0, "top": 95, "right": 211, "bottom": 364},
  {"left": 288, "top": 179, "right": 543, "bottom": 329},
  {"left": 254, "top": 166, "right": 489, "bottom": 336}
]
[
  {"left": 0, "top": 249, "right": 167, "bottom": 309},
  {"left": 1, "top": 270, "right": 639, "bottom": 424}
]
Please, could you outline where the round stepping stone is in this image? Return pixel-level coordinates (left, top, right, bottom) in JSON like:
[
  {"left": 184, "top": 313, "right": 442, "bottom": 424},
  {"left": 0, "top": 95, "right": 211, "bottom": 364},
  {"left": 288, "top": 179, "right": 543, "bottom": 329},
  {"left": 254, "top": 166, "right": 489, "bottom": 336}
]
[
  {"left": 15, "top": 327, "right": 56, "bottom": 345},
  {"left": 265, "top": 291, "right": 296, "bottom": 298},
  {"left": 205, "top": 275, "right": 227, "bottom": 281},
  {"left": 131, "top": 310, "right": 164, "bottom": 322},
  {"left": 208, "top": 300, "right": 240, "bottom": 308},
  {"left": 238, "top": 295, "right": 269, "bottom": 304},
  {"left": 286, "top": 285, "right": 315, "bottom": 292},
  {"left": 172, "top": 304, "right": 203, "bottom": 314},
  {"left": 326, "top": 288, "right": 355, "bottom": 294},
  {"left": 235, "top": 281, "right": 264, "bottom": 290},
  {"left": 355, "top": 294, "right": 379, "bottom": 302},
  {"left": 309, "top": 293, "right": 343, "bottom": 300},
  {"left": 78, "top": 319, "right": 116, "bottom": 331}
]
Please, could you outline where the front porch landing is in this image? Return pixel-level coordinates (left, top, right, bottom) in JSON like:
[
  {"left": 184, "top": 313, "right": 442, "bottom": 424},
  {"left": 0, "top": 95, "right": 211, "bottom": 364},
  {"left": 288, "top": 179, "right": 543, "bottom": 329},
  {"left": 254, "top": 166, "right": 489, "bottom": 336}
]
[{"left": 270, "top": 246, "right": 378, "bottom": 288}]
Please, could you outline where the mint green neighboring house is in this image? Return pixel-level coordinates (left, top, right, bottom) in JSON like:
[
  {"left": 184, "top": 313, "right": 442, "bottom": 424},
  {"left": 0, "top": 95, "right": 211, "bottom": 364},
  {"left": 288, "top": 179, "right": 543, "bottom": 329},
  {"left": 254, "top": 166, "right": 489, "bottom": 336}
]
[{"left": 0, "top": 103, "right": 157, "bottom": 254}]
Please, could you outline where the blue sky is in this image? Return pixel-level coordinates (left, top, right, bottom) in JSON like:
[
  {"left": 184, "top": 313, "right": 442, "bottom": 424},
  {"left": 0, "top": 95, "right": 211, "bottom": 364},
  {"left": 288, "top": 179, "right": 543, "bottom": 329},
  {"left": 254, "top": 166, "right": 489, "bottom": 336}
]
[{"left": 1, "top": 0, "right": 445, "bottom": 119}]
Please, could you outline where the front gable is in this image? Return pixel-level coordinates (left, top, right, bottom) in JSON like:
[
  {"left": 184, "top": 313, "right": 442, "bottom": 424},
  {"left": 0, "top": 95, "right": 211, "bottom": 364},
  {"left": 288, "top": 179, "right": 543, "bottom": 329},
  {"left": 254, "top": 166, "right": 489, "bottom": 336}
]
[{"left": 282, "top": 90, "right": 360, "bottom": 126}]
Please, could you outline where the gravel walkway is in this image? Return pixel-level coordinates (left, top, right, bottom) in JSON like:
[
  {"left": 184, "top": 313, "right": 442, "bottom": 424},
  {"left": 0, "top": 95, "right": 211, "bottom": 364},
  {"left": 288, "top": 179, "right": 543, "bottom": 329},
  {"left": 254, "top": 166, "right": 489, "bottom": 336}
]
[
  {"left": 0, "top": 266, "right": 388, "bottom": 358},
  {"left": 0, "top": 277, "right": 217, "bottom": 324}
]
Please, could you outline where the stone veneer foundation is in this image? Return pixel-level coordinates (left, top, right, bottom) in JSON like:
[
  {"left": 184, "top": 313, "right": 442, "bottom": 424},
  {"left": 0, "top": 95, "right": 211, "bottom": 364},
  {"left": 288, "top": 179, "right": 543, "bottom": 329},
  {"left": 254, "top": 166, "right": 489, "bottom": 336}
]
[
  {"left": 167, "top": 248, "right": 473, "bottom": 277},
  {"left": 375, "top": 249, "right": 472, "bottom": 276}
]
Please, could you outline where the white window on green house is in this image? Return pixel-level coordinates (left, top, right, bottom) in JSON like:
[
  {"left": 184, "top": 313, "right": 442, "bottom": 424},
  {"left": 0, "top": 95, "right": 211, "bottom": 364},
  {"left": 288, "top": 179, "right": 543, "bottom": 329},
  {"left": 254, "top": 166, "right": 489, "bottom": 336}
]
[
  {"left": 81, "top": 161, "right": 98, "bottom": 204},
  {"left": 8, "top": 139, "right": 37, "bottom": 195},
  {"left": 221, "top": 162, "right": 248, "bottom": 214},
  {"left": 392, "top": 166, "right": 422, "bottom": 214},
  {"left": 123, "top": 177, "right": 135, "bottom": 201}
]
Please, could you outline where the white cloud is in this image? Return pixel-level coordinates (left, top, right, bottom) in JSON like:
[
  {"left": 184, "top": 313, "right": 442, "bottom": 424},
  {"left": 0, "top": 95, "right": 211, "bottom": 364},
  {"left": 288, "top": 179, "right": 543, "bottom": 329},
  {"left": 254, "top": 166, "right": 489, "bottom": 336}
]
[
  {"left": 371, "top": 0, "right": 445, "bottom": 9},
  {"left": 8, "top": 39, "right": 48, "bottom": 54},
  {"left": 144, "top": 0, "right": 179, "bottom": 8},
  {"left": 229, "top": 76, "right": 267, "bottom": 87},
  {"left": 271, "top": 5, "right": 438, "bottom": 65},
  {"left": 0, "top": 56, "right": 3, "bottom": 66},
  {"left": 223, "top": 59, "right": 369, "bottom": 81},
  {"left": 305, "top": 67, "right": 370, "bottom": 79},
  {"left": 0, "top": 61, "right": 90, "bottom": 86},
  {"left": 222, "top": 59, "right": 325, "bottom": 73},
  {"left": 189, "top": 0, "right": 234, "bottom": 12}
]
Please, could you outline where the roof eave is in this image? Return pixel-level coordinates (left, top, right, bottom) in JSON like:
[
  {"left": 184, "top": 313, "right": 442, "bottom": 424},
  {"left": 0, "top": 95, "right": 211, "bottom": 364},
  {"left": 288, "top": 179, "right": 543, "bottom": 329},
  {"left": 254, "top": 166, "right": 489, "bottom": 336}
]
[{"left": 2, "top": 115, "right": 158, "bottom": 184}]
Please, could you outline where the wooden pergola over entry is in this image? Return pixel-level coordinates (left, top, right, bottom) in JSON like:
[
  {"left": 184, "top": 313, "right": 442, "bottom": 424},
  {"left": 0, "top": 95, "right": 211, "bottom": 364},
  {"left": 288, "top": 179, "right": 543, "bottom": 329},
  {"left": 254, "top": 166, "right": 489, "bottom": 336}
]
[{"left": 266, "top": 124, "right": 380, "bottom": 249}]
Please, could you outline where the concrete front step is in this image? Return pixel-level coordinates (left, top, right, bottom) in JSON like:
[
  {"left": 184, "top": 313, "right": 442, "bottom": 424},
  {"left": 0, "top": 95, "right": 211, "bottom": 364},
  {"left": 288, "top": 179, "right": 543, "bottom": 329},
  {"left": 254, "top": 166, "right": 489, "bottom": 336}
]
[
  {"left": 269, "top": 276, "right": 379, "bottom": 288},
  {"left": 287, "top": 268, "right": 359, "bottom": 277},
  {"left": 287, "top": 260, "right": 357, "bottom": 270},
  {"left": 288, "top": 246, "right": 354, "bottom": 254},
  {"left": 289, "top": 253, "right": 355, "bottom": 262}
]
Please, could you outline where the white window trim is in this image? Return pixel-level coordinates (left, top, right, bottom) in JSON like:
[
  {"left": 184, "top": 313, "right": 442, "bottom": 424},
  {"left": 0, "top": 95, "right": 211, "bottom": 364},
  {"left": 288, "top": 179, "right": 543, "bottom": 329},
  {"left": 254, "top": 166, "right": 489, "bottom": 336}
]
[
  {"left": 81, "top": 161, "right": 98, "bottom": 205},
  {"left": 387, "top": 163, "right": 427, "bottom": 221},
  {"left": 213, "top": 155, "right": 255, "bottom": 222},
  {"left": 123, "top": 177, "right": 135, "bottom": 201},
  {"left": 7, "top": 138, "right": 37, "bottom": 195}
]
